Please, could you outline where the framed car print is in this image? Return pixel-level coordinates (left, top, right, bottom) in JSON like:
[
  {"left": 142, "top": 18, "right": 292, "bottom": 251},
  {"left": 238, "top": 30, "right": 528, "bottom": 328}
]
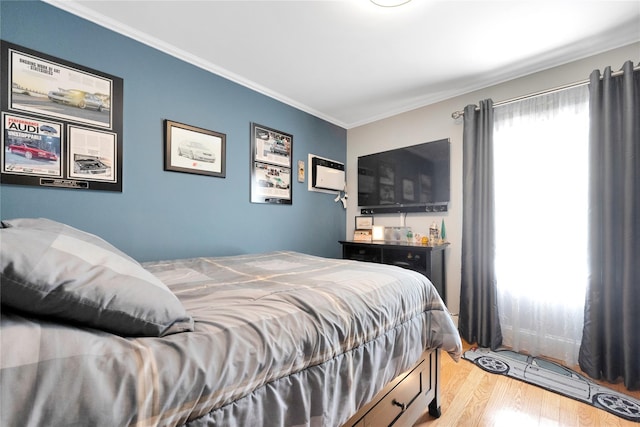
[
  {"left": 0, "top": 40, "right": 123, "bottom": 191},
  {"left": 164, "top": 119, "right": 226, "bottom": 178}
]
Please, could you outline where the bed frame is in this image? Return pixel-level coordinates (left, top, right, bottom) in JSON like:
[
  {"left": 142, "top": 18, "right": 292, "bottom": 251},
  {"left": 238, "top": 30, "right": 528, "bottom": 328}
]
[{"left": 343, "top": 349, "right": 441, "bottom": 427}]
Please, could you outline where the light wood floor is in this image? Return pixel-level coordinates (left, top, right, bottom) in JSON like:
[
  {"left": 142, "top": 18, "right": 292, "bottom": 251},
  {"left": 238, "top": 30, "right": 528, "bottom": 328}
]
[{"left": 414, "top": 340, "right": 640, "bottom": 427}]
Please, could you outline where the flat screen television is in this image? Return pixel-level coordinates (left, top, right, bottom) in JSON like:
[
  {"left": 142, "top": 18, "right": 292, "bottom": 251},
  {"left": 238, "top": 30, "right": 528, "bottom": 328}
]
[{"left": 357, "top": 138, "right": 450, "bottom": 214}]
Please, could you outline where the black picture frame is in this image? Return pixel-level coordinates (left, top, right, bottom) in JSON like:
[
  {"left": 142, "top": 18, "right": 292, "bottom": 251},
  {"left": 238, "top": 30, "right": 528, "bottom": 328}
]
[
  {"left": 250, "top": 122, "right": 292, "bottom": 204},
  {"left": 164, "top": 120, "right": 226, "bottom": 178},
  {"left": 355, "top": 215, "right": 374, "bottom": 229},
  {"left": 0, "top": 40, "right": 123, "bottom": 191},
  {"left": 402, "top": 178, "right": 415, "bottom": 201}
]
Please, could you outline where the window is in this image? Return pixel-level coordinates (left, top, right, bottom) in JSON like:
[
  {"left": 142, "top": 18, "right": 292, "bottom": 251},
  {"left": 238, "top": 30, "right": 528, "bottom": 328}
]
[{"left": 493, "top": 85, "right": 590, "bottom": 366}]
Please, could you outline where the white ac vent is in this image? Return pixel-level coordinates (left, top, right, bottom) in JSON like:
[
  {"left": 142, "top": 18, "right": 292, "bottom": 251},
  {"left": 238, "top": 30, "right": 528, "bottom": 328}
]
[{"left": 308, "top": 155, "right": 345, "bottom": 193}]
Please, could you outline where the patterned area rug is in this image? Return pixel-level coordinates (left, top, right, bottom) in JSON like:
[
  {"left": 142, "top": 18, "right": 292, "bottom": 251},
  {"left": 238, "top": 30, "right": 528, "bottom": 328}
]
[{"left": 462, "top": 347, "right": 640, "bottom": 423}]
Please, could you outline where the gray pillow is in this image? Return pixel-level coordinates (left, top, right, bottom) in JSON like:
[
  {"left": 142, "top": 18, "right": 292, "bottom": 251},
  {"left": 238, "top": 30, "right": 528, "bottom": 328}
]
[{"left": 0, "top": 218, "right": 194, "bottom": 337}]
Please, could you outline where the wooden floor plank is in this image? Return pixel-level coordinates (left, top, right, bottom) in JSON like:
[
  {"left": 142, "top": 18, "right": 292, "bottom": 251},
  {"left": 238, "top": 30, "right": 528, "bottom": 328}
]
[
  {"left": 415, "top": 340, "right": 640, "bottom": 426},
  {"left": 539, "top": 387, "right": 562, "bottom": 427}
]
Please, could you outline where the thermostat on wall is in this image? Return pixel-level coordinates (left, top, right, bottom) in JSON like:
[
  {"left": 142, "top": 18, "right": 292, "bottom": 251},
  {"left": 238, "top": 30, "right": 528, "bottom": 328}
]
[{"left": 297, "top": 160, "right": 305, "bottom": 182}]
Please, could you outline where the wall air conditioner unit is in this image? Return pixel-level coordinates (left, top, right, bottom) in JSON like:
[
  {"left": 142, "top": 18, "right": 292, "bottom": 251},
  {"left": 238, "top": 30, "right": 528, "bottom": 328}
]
[{"left": 310, "top": 156, "right": 345, "bottom": 192}]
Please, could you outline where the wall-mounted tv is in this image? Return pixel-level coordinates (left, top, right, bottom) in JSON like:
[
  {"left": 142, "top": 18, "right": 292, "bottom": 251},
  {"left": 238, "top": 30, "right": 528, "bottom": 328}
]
[{"left": 357, "top": 138, "right": 450, "bottom": 214}]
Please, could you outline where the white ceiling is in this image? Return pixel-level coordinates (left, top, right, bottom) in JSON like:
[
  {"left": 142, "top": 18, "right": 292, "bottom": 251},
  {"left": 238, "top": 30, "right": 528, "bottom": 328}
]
[{"left": 44, "top": 0, "right": 640, "bottom": 129}]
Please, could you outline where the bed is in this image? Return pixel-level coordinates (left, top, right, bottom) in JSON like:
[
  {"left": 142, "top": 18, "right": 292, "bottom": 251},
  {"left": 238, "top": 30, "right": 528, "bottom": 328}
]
[{"left": 0, "top": 218, "right": 462, "bottom": 427}]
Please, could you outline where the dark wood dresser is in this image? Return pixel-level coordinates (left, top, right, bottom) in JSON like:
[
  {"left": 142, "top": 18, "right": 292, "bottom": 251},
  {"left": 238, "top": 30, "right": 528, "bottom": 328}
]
[{"left": 339, "top": 240, "right": 448, "bottom": 304}]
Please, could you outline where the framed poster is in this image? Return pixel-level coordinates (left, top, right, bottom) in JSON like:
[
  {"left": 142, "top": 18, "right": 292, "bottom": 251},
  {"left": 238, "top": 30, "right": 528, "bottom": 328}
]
[
  {"left": 0, "top": 40, "right": 123, "bottom": 191},
  {"left": 2, "top": 113, "right": 63, "bottom": 178},
  {"left": 250, "top": 122, "right": 292, "bottom": 204},
  {"left": 164, "top": 120, "right": 226, "bottom": 178},
  {"left": 252, "top": 123, "right": 292, "bottom": 168},
  {"left": 67, "top": 125, "right": 116, "bottom": 182}
]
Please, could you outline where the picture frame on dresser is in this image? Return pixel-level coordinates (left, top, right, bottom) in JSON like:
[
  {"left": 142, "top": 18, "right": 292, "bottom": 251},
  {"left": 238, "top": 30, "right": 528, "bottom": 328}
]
[
  {"left": 355, "top": 215, "right": 373, "bottom": 229},
  {"left": 353, "top": 229, "right": 373, "bottom": 242}
]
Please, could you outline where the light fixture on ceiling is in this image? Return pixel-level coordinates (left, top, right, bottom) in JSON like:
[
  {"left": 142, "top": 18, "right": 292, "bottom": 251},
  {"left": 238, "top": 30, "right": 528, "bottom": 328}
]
[{"left": 370, "top": 0, "right": 411, "bottom": 6}]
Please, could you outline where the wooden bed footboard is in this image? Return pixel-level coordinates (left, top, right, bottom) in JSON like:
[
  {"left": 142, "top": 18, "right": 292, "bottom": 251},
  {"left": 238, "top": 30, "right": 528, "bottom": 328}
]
[{"left": 343, "top": 349, "right": 441, "bottom": 427}]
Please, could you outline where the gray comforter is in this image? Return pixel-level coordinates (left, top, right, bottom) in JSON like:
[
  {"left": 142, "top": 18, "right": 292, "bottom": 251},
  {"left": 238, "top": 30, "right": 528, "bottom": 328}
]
[{"left": 1, "top": 251, "right": 462, "bottom": 427}]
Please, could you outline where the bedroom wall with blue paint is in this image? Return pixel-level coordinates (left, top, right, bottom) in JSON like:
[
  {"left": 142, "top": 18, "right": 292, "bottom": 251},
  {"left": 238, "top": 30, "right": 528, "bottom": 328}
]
[{"left": 0, "top": 1, "right": 347, "bottom": 261}]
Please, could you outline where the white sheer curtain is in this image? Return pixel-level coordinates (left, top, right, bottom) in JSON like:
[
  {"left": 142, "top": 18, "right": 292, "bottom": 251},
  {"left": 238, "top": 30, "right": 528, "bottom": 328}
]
[{"left": 493, "top": 85, "right": 590, "bottom": 366}]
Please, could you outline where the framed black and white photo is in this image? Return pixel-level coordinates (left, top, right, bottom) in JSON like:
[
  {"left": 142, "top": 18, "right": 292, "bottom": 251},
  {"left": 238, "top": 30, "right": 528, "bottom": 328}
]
[
  {"left": 250, "top": 122, "right": 292, "bottom": 204},
  {"left": 379, "top": 184, "right": 394, "bottom": 204},
  {"left": 164, "top": 120, "right": 226, "bottom": 178},
  {"left": 379, "top": 161, "right": 394, "bottom": 185},
  {"left": 419, "top": 173, "right": 432, "bottom": 202},
  {"left": 0, "top": 40, "right": 123, "bottom": 191},
  {"left": 403, "top": 178, "right": 415, "bottom": 201}
]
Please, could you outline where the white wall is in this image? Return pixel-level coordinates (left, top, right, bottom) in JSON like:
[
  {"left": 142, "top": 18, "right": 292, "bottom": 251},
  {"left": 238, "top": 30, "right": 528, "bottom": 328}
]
[{"left": 346, "top": 42, "right": 639, "bottom": 320}]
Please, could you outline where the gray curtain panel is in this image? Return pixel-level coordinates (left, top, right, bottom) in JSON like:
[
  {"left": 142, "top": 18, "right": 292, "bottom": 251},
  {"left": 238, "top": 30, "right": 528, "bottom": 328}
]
[
  {"left": 579, "top": 60, "right": 639, "bottom": 391},
  {"left": 459, "top": 100, "right": 503, "bottom": 350}
]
